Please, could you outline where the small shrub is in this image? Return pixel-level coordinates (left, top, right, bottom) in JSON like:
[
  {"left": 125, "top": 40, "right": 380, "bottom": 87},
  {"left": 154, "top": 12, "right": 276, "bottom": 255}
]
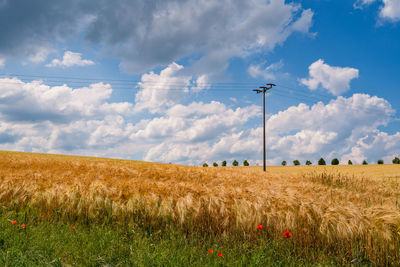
[
  {"left": 243, "top": 160, "right": 249, "bottom": 166},
  {"left": 331, "top": 158, "right": 339, "bottom": 165},
  {"left": 222, "top": 160, "right": 227, "bottom": 166},
  {"left": 213, "top": 162, "right": 218, "bottom": 167},
  {"left": 281, "top": 161, "right": 287, "bottom": 166},
  {"left": 232, "top": 160, "right": 239, "bottom": 166},
  {"left": 377, "top": 159, "right": 384, "bottom": 165},
  {"left": 203, "top": 163, "right": 208, "bottom": 167},
  {"left": 393, "top": 157, "right": 400, "bottom": 164},
  {"left": 362, "top": 160, "right": 368, "bottom": 165},
  {"left": 305, "top": 160, "right": 312, "bottom": 165},
  {"left": 293, "top": 160, "right": 300, "bottom": 166},
  {"left": 318, "top": 158, "right": 326, "bottom": 165},
  {"left": 348, "top": 160, "right": 353, "bottom": 165}
]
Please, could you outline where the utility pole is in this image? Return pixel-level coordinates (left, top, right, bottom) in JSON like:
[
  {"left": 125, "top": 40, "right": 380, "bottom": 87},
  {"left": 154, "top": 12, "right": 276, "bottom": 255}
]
[{"left": 253, "top": 83, "right": 276, "bottom": 172}]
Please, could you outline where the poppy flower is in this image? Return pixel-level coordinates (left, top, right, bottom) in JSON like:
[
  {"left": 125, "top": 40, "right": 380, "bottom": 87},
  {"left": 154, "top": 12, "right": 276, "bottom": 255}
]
[
  {"left": 71, "top": 226, "right": 76, "bottom": 230},
  {"left": 283, "top": 231, "right": 291, "bottom": 238},
  {"left": 21, "top": 224, "right": 26, "bottom": 229},
  {"left": 12, "top": 221, "right": 17, "bottom": 225},
  {"left": 218, "top": 253, "right": 223, "bottom": 257},
  {"left": 257, "top": 224, "right": 263, "bottom": 230},
  {"left": 208, "top": 249, "right": 213, "bottom": 254},
  {"left": 318, "top": 257, "right": 323, "bottom": 261}
]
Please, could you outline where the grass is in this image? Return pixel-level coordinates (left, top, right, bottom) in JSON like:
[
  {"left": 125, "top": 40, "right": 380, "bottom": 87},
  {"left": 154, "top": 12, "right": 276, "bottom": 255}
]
[
  {"left": 0, "top": 209, "right": 329, "bottom": 266},
  {"left": 0, "top": 150, "right": 399, "bottom": 265}
]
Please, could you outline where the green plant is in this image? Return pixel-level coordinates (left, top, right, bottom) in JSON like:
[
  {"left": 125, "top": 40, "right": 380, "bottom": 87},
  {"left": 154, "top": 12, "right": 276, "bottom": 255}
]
[
  {"left": 393, "top": 157, "right": 400, "bottom": 164},
  {"left": 232, "top": 160, "right": 239, "bottom": 166},
  {"left": 331, "top": 158, "right": 339, "bottom": 165},
  {"left": 243, "top": 160, "right": 249, "bottom": 166},
  {"left": 318, "top": 158, "right": 326, "bottom": 165},
  {"left": 362, "top": 160, "right": 368, "bottom": 165},
  {"left": 222, "top": 161, "right": 227, "bottom": 167},
  {"left": 348, "top": 160, "right": 353, "bottom": 165},
  {"left": 377, "top": 160, "right": 384, "bottom": 165},
  {"left": 203, "top": 163, "right": 208, "bottom": 167},
  {"left": 305, "top": 160, "right": 312, "bottom": 166},
  {"left": 281, "top": 161, "right": 287, "bottom": 166},
  {"left": 293, "top": 160, "right": 300, "bottom": 166},
  {"left": 213, "top": 162, "right": 218, "bottom": 167}
]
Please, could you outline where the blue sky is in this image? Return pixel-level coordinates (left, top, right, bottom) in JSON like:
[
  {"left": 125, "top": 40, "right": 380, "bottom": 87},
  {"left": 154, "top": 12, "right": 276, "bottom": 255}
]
[{"left": 0, "top": 0, "right": 399, "bottom": 165}]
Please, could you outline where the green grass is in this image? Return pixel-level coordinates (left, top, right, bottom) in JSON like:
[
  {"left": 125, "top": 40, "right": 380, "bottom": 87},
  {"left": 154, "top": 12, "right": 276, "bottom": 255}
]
[{"left": 0, "top": 209, "right": 337, "bottom": 267}]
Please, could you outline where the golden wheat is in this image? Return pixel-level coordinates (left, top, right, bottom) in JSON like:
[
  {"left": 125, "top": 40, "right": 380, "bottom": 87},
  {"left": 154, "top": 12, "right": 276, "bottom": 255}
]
[{"left": 0, "top": 150, "right": 399, "bottom": 264}]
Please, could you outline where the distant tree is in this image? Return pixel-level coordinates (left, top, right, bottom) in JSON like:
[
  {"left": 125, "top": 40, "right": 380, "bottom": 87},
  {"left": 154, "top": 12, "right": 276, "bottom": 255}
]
[
  {"left": 203, "top": 163, "right": 208, "bottom": 167},
  {"left": 318, "top": 158, "right": 326, "bottom": 165},
  {"left": 377, "top": 159, "right": 384, "bottom": 165},
  {"left": 293, "top": 160, "right": 300, "bottom": 166},
  {"left": 331, "top": 158, "right": 339, "bottom": 165},
  {"left": 305, "top": 160, "right": 312, "bottom": 166},
  {"left": 362, "top": 160, "right": 368, "bottom": 165},
  {"left": 222, "top": 160, "right": 227, "bottom": 166},
  {"left": 213, "top": 162, "right": 218, "bottom": 167},
  {"left": 232, "top": 160, "right": 239, "bottom": 166},
  {"left": 393, "top": 157, "right": 400, "bottom": 164},
  {"left": 243, "top": 160, "right": 249, "bottom": 166},
  {"left": 348, "top": 160, "right": 353, "bottom": 165},
  {"left": 281, "top": 161, "right": 287, "bottom": 166}
]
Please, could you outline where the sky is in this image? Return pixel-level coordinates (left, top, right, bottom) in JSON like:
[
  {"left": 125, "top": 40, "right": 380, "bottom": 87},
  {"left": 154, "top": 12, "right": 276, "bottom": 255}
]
[{"left": 0, "top": 0, "right": 399, "bottom": 166}]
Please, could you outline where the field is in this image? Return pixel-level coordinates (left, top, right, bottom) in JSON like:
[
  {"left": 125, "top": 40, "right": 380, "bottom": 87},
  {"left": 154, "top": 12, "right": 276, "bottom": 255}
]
[{"left": 0, "top": 150, "right": 400, "bottom": 266}]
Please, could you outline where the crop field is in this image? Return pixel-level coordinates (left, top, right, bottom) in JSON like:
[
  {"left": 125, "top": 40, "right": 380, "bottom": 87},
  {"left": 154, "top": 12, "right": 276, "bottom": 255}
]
[{"left": 0, "top": 150, "right": 400, "bottom": 266}]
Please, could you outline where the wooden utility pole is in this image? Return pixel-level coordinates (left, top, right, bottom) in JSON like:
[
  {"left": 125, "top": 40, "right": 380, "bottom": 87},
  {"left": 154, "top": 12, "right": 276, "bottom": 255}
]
[{"left": 253, "top": 83, "right": 276, "bottom": 172}]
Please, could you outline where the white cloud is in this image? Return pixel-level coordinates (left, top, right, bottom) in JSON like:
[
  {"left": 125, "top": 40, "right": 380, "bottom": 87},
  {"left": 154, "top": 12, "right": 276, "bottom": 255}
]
[
  {"left": 354, "top": 0, "right": 377, "bottom": 9},
  {"left": 46, "top": 51, "right": 95, "bottom": 68},
  {"left": 191, "top": 75, "right": 210, "bottom": 92},
  {"left": 28, "top": 45, "right": 55, "bottom": 63},
  {"left": 0, "top": 75, "right": 398, "bottom": 166},
  {"left": 380, "top": 0, "right": 400, "bottom": 21},
  {"left": 134, "top": 62, "right": 191, "bottom": 114},
  {"left": 300, "top": 59, "right": 359, "bottom": 95},
  {"left": 0, "top": 77, "right": 132, "bottom": 123},
  {"left": 354, "top": 0, "right": 400, "bottom": 22},
  {"left": 248, "top": 60, "right": 284, "bottom": 80}
]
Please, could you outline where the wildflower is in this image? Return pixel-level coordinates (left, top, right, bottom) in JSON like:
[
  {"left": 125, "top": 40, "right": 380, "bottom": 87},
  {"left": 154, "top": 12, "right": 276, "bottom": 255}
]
[
  {"left": 21, "top": 224, "right": 26, "bottom": 229},
  {"left": 218, "top": 253, "right": 222, "bottom": 257},
  {"left": 12, "top": 221, "right": 17, "bottom": 225},
  {"left": 208, "top": 249, "right": 213, "bottom": 254},
  {"left": 257, "top": 224, "right": 263, "bottom": 230},
  {"left": 318, "top": 257, "right": 323, "bottom": 261},
  {"left": 283, "top": 231, "right": 291, "bottom": 238},
  {"left": 71, "top": 226, "right": 76, "bottom": 230}
]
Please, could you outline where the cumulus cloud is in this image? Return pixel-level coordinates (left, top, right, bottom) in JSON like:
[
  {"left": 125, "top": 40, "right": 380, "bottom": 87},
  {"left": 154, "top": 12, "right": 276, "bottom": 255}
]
[
  {"left": 380, "top": 0, "right": 400, "bottom": 21},
  {"left": 0, "top": 0, "right": 313, "bottom": 74},
  {"left": 300, "top": 59, "right": 359, "bottom": 95},
  {"left": 0, "top": 75, "right": 398, "bottom": 166},
  {"left": 46, "top": 51, "right": 94, "bottom": 67},
  {"left": 28, "top": 45, "right": 55, "bottom": 63},
  {"left": 354, "top": 0, "right": 400, "bottom": 22},
  {"left": 248, "top": 60, "right": 285, "bottom": 80},
  {"left": 0, "top": 77, "right": 132, "bottom": 123}
]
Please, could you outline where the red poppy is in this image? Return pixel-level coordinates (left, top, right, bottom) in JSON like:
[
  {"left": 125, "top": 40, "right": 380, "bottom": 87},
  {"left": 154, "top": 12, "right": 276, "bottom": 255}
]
[
  {"left": 257, "top": 224, "right": 263, "bottom": 230},
  {"left": 283, "top": 231, "right": 291, "bottom": 238},
  {"left": 71, "top": 226, "right": 76, "bottom": 230},
  {"left": 21, "top": 224, "right": 26, "bottom": 229},
  {"left": 318, "top": 257, "right": 323, "bottom": 261},
  {"left": 208, "top": 249, "right": 214, "bottom": 253},
  {"left": 218, "top": 253, "right": 222, "bottom": 257},
  {"left": 12, "top": 221, "right": 17, "bottom": 225}
]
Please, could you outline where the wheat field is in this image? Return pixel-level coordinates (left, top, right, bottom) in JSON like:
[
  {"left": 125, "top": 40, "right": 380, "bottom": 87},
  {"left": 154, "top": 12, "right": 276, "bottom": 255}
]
[{"left": 1, "top": 150, "right": 399, "bottom": 265}]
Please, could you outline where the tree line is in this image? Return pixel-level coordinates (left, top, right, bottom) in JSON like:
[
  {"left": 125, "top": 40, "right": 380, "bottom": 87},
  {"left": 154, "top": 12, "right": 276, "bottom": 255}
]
[{"left": 202, "top": 157, "right": 400, "bottom": 167}]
